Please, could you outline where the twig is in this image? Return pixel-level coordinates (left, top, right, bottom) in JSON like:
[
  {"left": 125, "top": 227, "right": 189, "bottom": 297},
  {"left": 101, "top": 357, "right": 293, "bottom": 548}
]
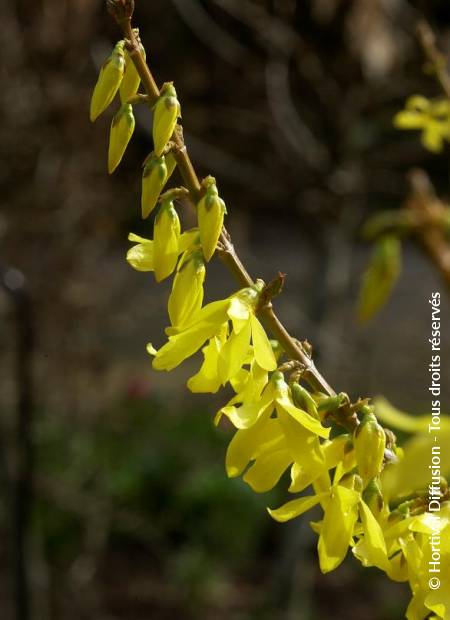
[
  {"left": 106, "top": 1, "right": 361, "bottom": 431},
  {"left": 407, "top": 169, "right": 450, "bottom": 287},
  {"left": 417, "top": 20, "right": 450, "bottom": 99}
]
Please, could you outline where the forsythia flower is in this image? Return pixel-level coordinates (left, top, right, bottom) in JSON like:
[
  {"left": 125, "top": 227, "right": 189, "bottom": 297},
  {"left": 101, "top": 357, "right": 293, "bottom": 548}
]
[
  {"left": 197, "top": 176, "right": 227, "bottom": 262},
  {"left": 152, "top": 82, "right": 181, "bottom": 157},
  {"left": 126, "top": 229, "right": 198, "bottom": 273},
  {"left": 168, "top": 249, "right": 205, "bottom": 331},
  {"left": 152, "top": 286, "right": 277, "bottom": 378},
  {"left": 90, "top": 41, "right": 125, "bottom": 122},
  {"left": 394, "top": 95, "right": 450, "bottom": 153}
]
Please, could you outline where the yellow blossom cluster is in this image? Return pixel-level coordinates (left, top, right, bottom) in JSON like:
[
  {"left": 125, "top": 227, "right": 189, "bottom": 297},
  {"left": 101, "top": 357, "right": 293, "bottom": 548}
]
[{"left": 90, "top": 37, "right": 450, "bottom": 620}]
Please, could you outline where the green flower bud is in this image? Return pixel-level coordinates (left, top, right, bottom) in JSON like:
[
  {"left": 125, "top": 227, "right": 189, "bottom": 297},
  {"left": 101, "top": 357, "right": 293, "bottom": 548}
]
[
  {"left": 197, "top": 176, "right": 226, "bottom": 262},
  {"left": 141, "top": 152, "right": 176, "bottom": 219},
  {"left": 108, "top": 103, "right": 135, "bottom": 173},
  {"left": 290, "top": 383, "right": 319, "bottom": 419},
  {"left": 317, "top": 392, "right": 349, "bottom": 415},
  {"left": 353, "top": 410, "right": 386, "bottom": 485},
  {"left": 90, "top": 41, "right": 125, "bottom": 122},
  {"left": 152, "top": 82, "right": 181, "bottom": 157},
  {"left": 362, "top": 479, "right": 385, "bottom": 515},
  {"left": 153, "top": 199, "right": 181, "bottom": 282}
]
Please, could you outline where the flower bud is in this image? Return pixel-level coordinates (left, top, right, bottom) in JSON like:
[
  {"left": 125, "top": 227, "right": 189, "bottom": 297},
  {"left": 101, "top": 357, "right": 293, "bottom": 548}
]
[
  {"left": 197, "top": 176, "right": 226, "bottom": 262},
  {"left": 119, "top": 43, "right": 145, "bottom": 103},
  {"left": 152, "top": 82, "right": 181, "bottom": 157},
  {"left": 153, "top": 199, "right": 181, "bottom": 282},
  {"left": 108, "top": 103, "right": 135, "bottom": 173},
  {"left": 168, "top": 250, "right": 205, "bottom": 329},
  {"left": 290, "top": 383, "right": 319, "bottom": 419},
  {"left": 141, "top": 153, "right": 176, "bottom": 219},
  {"left": 362, "top": 479, "right": 385, "bottom": 515},
  {"left": 353, "top": 409, "right": 386, "bottom": 485},
  {"left": 90, "top": 41, "right": 125, "bottom": 122}
]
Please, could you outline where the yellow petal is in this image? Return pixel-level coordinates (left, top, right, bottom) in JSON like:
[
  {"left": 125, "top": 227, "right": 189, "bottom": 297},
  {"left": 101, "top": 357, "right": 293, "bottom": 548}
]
[
  {"left": 153, "top": 320, "right": 221, "bottom": 371},
  {"left": 168, "top": 252, "right": 205, "bottom": 329},
  {"left": 226, "top": 418, "right": 284, "bottom": 478},
  {"left": 276, "top": 397, "right": 330, "bottom": 439},
  {"left": 268, "top": 493, "right": 328, "bottom": 523},
  {"left": 250, "top": 315, "right": 276, "bottom": 371},
  {"left": 318, "top": 485, "right": 360, "bottom": 573},
  {"left": 353, "top": 500, "right": 389, "bottom": 571},
  {"left": 393, "top": 110, "right": 425, "bottom": 130},
  {"left": 187, "top": 337, "right": 222, "bottom": 394},
  {"left": 126, "top": 241, "right": 154, "bottom": 271},
  {"left": 218, "top": 319, "right": 252, "bottom": 384},
  {"left": 243, "top": 448, "right": 292, "bottom": 493}
]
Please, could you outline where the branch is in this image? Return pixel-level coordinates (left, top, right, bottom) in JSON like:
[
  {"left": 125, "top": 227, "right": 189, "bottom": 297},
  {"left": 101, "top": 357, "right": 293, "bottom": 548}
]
[
  {"left": 417, "top": 20, "right": 450, "bottom": 99},
  {"left": 106, "top": 0, "right": 359, "bottom": 431},
  {"left": 407, "top": 169, "right": 450, "bottom": 287}
]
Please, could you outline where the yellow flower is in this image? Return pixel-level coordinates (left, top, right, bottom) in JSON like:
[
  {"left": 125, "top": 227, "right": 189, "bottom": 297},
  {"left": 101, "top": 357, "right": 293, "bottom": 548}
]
[
  {"left": 187, "top": 330, "right": 227, "bottom": 394},
  {"left": 394, "top": 96, "right": 450, "bottom": 153},
  {"left": 141, "top": 152, "right": 176, "bottom": 219},
  {"left": 126, "top": 229, "right": 198, "bottom": 273},
  {"left": 153, "top": 287, "right": 276, "bottom": 380},
  {"left": 153, "top": 198, "right": 181, "bottom": 282},
  {"left": 197, "top": 176, "right": 226, "bottom": 262},
  {"left": 90, "top": 41, "right": 125, "bottom": 122},
  {"left": 220, "top": 372, "right": 329, "bottom": 437},
  {"left": 168, "top": 249, "right": 205, "bottom": 331},
  {"left": 108, "top": 103, "right": 135, "bottom": 173},
  {"left": 152, "top": 82, "right": 181, "bottom": 157}
]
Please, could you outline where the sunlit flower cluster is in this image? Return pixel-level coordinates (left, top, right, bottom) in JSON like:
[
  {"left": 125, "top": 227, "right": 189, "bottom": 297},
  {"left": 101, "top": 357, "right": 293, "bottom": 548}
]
[{"left": 91, "top": 38, "right": 450, "bottom": 620}]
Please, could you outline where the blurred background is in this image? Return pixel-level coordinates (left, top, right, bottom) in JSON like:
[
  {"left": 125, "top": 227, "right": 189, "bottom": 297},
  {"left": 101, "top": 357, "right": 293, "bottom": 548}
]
[{"left": 1, "top": 0, "right": 450, "bottom": 618}]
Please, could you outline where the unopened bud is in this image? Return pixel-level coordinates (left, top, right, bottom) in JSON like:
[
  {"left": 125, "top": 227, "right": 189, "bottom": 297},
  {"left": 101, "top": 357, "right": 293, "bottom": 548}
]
[
  {"left": 108, "top": 103, "right": 135, "bottom": 173},
  {"left": 119, "top": 43, "right": 145, "bottom": 103},
  {"left": 290, "top": 383, "right": 319, "bottom": 419},
  {"left": 152, "top": 82, "right": 181, "bottom": 157},
  {"left": 197, "top": 176, "right": 226, "bottom": 262},
  {"left": 141, "top": 152, "right": 176, "bottom": 219},
  {"left": 153, "top": 199, "right": 181, "bottom": 282},
  {"left": 353, "top": 409, "right": 386, "bottom": 485},
  {"left": 90, "top": 41, "right": 125, "bottom": 122},
  {"left": 362, "top": 479, "right": 384, "bottom": 515}
]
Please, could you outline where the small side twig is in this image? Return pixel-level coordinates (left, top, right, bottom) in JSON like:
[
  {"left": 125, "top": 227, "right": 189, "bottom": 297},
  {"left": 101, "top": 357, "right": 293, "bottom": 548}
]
[{"left": 417, "top": 20, "right": 450, "bottom": 99}]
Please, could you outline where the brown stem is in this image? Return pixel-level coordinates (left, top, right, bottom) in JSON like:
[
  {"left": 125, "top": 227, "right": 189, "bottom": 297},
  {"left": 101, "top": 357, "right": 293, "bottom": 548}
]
[
  {"left": 107, "top": 1, "right": 363, "bottom": 431},
  {"left": 407, "top": 169, "right": 450, "bottom": 287}
]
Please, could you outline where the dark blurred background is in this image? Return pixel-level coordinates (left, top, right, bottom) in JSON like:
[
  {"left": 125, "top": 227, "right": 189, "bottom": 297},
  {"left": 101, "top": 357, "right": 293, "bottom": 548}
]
[{"left": 1, "top": 1, "right": 450, "bottom": 619}]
